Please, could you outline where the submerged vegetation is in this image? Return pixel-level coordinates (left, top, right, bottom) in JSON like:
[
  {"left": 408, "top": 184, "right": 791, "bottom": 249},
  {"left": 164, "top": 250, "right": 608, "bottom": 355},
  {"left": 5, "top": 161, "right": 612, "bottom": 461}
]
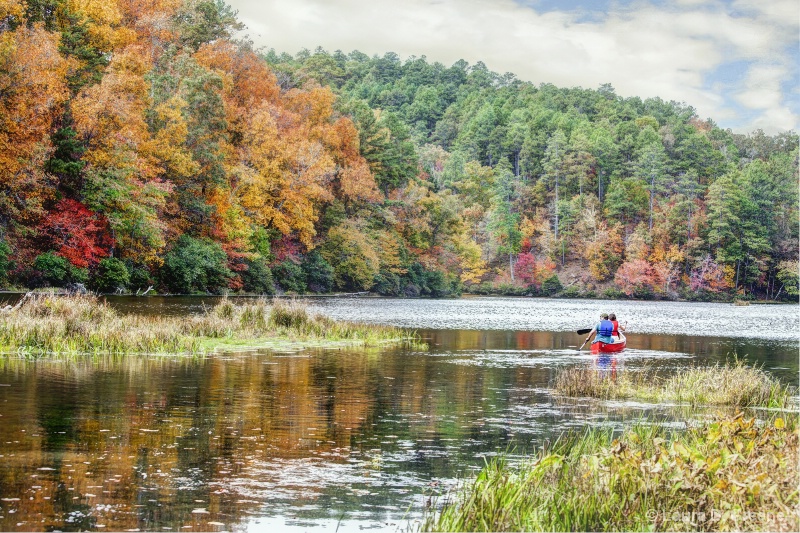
[
  {"left": 554, "top": 360, "right": 795, "bottom": 408},
  {"left": 0, "top": 294, "right": 415, "bottom": 357},
  {"left": 423, "top": 413, "right": 799, "bottom": 532}
]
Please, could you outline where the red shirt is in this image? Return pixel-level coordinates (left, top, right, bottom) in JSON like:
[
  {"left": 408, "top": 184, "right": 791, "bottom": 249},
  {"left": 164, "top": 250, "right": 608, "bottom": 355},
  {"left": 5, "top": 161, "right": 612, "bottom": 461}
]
[{"left": 611, "top": 320, "right": 620, "bottom": 336}]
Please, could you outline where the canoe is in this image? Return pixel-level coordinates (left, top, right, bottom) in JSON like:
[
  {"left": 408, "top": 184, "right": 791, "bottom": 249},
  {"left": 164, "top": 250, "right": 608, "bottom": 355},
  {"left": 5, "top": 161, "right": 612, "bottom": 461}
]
[{"left": 591, "top": 332, "right": 626, "bottom": 354}]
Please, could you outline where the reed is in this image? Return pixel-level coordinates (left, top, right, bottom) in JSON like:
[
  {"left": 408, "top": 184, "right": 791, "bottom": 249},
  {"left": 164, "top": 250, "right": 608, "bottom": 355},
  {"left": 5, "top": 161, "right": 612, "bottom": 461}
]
[
  {"left": 554, "top": 359, "right": 795, "bottom": 408},
  {"left": 423, "top": 413, "right": 799, "bottom": 532},
  {"left": 0, "top": 294, "right": 416, "bottom": 357}
]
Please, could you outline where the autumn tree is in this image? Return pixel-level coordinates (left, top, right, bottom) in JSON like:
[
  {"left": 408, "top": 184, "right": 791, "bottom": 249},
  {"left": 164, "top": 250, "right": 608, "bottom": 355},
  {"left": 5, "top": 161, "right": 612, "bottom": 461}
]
[
  {"left": 39, "top": 199, "right": 112, "bottom": 268},
  {"left": 321, "top": 220, "right": 379, "bottom": 291},
  {"left": 614, "top": 259, "right": 657, "bottom": 297},
  {"left": 0, "top": 24, "right": 70, "bottom": 229},
  {"left": 72, "top": 46, "right": 170, "bottom": 266}
]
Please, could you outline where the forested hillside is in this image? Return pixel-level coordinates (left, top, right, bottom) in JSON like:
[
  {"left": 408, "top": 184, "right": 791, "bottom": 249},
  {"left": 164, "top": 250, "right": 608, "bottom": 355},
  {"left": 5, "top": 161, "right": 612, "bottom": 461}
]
[{"left": 0, "top": 0, "right": 797, "bottom": 300}]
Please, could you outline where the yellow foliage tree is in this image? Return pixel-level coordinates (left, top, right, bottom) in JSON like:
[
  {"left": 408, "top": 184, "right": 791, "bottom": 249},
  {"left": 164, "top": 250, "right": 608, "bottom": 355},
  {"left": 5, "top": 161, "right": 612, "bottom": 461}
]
[
  {"left": 236, "top": 103, "right": 334, "bottom": 247},
  {"left": 455, "top": 235, "right": 487, "bottom": 284},
  {"left": 141, "top": 95, "right": 199, "bottom": 181},
  {"left": 584, "top": 222, "right": 624, "bottom": 281}
]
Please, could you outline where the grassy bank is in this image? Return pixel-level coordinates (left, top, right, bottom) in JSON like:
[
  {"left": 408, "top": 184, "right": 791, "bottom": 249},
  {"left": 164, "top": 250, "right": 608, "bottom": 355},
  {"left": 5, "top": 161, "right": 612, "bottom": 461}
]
[
  {"left": 423, "top": 413, "right": 799, "bottom": 532},
  {"left": 554, "top": 360, "right": 795, "bottom": 408},
  {"left": 0, "top": 294, "right": 416, "bottom": 357}
]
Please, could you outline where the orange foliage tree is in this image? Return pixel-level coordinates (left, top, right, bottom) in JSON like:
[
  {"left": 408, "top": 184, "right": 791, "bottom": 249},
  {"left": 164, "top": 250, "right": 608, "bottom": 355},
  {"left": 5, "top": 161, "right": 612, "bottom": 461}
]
[
  {"left": 72, "top": 45, "right": 170, "bottom": 265},
  {"left": 0, "top": 24, "right": 71, "bottom": 226},
  {"left": 614, "top": 259, "right": 658, "bottom": 296}
]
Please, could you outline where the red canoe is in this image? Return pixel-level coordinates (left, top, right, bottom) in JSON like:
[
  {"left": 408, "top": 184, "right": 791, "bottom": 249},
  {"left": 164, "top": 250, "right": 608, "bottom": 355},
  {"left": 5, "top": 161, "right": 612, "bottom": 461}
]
[{"left": 591, "top": 333, "right": 626, "bottom": 354}]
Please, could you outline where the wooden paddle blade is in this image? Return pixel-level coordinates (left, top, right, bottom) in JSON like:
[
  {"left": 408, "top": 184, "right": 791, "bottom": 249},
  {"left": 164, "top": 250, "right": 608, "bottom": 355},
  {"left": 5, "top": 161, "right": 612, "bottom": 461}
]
[{"left": 576, "top": 328, "right": 592, "bottom": 335}]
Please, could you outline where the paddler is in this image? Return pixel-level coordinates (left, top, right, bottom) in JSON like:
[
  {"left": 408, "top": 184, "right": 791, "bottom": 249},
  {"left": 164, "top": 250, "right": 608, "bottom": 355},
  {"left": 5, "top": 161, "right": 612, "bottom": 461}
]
[{"left": 584, "top": 313, "right": 614, "bottom": 346}]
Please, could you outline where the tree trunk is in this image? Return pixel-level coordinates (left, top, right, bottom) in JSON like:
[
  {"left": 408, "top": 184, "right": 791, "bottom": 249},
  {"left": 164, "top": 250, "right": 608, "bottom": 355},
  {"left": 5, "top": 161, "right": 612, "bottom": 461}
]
[
  {"left": 554, "top": 174, "right": 559, "bottom": 240},
  {"left": 598, "top": 170, "right": 604, "bottom": 202},
  {"left": 649, "top": 174, "right": 654, "bottom": 232}
]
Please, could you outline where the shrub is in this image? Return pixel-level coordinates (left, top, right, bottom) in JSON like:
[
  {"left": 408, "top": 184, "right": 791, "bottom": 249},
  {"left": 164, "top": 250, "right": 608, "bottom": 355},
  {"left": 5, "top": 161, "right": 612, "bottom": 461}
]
[
  {"left": 160, "top": 235, "right": 232, "bottom": 294},
  {"left": 403, "top": 282, "right": 421, "bottom": 297},
  {"left": 373, "top": 271, "right": 402, "bottom": 296},
  {"left": 632, "top": 285, "right": 656, "bottom": 299},
  {"left": 602, "top": 287, "right": 626, "bottom": 299},
  {"left": 540, "top": 274, "right": 563, "bottom": 296},
  {"left": 33, "top": 252, "right": 88, "bottom": 287},
  {"left": 241, "top": 258, "right": 274, "bottom": 294},
  {"left": 400, "top": 263, "right": 461, "bottom": 297},
  {"left": 128, "top": 264, "right": 153, "bottom": 292},
  {"left": 272, "top": 260, "right": 306, "bottom": 294},
  {"left": 301, "top": 251, "right": 334, "bottom": 293},
  {"left": 34, "top": 252, "right": 69, "bottom": 286},
  {"left": 92, "top": 258, "right": 130, "bottom": 293},
  {"left": 492, "top": 283, "right": 528, "bottom": 296},
  {"left": 469, "top": 282, "right": 495, "bottom": 295},
  {"left": 561, "top": 285, "right": 581, "bottom": 298},
  {"left": 0, "top": 240, "right": 12, "bottom": 286},
  {"left": 423, "top": 270, "right": 449, "bottom": 297}
]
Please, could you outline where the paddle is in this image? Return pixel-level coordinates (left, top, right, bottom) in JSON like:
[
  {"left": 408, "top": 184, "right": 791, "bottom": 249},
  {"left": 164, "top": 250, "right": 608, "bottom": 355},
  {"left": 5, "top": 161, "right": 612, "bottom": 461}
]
[
  {"left": 576, "top": 328, "right": 592, "bottom": 335},
  {"left": 577, "top": 336, "right": 590, "bottom": 351}
]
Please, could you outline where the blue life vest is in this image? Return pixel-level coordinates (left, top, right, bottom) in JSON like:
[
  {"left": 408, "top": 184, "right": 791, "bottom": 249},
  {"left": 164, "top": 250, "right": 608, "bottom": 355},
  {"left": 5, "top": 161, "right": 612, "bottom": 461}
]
[{"left": 598, "top": 319, "right": 613, "bottom": 337}]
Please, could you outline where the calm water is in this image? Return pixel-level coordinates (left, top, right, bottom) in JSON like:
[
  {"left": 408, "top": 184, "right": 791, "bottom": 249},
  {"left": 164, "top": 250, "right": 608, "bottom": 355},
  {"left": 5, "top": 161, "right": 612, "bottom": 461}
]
[{"left": 0, "top": 297, "right": 797, "bottom": 532}]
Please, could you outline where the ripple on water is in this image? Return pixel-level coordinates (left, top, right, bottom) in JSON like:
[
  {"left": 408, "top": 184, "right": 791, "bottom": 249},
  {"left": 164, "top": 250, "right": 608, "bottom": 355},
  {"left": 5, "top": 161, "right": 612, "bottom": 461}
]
[
  {"left": 444, "top": 348, "right": 693, "bottom": 369},
  {"left": 212, "top": 454, "right": 436, "bottom": 504},
  {"left": 307, "top": 297, "right": 799, "bottom": 341}
]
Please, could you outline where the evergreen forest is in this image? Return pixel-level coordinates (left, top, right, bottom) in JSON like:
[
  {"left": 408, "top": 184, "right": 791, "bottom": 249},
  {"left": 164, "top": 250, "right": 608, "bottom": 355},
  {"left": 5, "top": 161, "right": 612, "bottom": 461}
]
[{"left": 0, "top": 0, "right": 797, "bottom": 300}]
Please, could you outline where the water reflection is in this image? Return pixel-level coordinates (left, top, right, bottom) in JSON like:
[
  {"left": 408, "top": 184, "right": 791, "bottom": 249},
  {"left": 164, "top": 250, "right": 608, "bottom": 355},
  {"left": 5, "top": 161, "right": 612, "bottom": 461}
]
[
  {"left": 0, "top": 325, "right": 797, "bottom": 531},
  {"left": 594, "top": 352, "right": 620, "bottom": 380}
]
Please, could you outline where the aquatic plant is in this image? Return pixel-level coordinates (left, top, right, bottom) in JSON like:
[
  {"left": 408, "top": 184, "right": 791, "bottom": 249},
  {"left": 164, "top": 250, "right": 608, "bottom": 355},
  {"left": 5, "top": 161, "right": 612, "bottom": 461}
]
[
  {"left": 423, "top": 413, "right": 799, "bottom": 532},
  {"left": 553, "top": 359, "right": 795, "bottom": 408},
  {"left": 0, "top": 294, "right": 416, "bottom": 357}
]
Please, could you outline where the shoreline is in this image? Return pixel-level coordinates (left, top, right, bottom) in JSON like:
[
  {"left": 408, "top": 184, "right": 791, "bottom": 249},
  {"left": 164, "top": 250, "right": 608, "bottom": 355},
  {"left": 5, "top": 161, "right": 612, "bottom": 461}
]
[{"left": 1, "top": 289, "right": 796, "bottom": 305}]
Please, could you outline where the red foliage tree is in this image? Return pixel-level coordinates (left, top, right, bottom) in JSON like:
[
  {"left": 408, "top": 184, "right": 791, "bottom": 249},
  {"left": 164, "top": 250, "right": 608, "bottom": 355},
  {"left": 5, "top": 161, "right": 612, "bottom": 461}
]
[
  {"left": 40, "top": 199, "right": 113, "bottom": 268},
  {"left": 614, "top": 259, "right": 657, "bottom": 296},
  {"left": 516, "top": 252, "right": 557, "bottom": 289},
  {"left": 516, "top": 252, "right": 538, "bottom": 286}
]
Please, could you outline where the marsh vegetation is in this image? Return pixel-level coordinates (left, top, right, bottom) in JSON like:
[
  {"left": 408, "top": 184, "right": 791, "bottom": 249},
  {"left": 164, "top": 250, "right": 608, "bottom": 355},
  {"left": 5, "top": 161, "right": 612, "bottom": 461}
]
[
  {"left": 554, "top": 359, "right": 795, "bottom": 408},
  {"left": 423, "top": 413, "right": 799, "bottom": 532},
  {"left": 0, "top": 294, "right": 415, "bottom": 357}
]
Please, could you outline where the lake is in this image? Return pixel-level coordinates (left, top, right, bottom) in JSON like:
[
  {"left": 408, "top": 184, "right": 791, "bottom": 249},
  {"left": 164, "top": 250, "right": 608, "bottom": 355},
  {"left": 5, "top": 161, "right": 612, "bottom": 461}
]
[{"left": 0, "top": 296, "right": 797, "bottom": 532}]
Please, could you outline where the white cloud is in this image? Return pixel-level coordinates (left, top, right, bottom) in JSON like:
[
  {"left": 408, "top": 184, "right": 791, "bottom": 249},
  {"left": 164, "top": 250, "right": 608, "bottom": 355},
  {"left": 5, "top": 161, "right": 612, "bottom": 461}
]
[
  {"left": 229, "top": 0, "right": 799, "bottom": 133},
  {"left": 735, "top": 64, "right": 789, "bottom": 109},
  {"left": 743, "top": 106, "right": 799, "bottom": 133}
]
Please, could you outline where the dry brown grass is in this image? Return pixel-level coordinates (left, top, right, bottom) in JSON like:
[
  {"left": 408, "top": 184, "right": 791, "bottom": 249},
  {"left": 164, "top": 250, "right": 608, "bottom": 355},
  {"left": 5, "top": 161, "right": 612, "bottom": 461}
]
[
  {"left": 554, "top": 360, "right": 795, "bottom": 408},
  {"left": 0, "top": 294, "right": 413, "bottom": 357}
]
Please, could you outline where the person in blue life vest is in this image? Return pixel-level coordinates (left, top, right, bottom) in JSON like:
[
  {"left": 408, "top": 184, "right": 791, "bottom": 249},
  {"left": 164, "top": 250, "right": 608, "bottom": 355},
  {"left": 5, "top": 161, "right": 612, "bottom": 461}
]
[{"left": 584, "top": 313, "right": 615, "bottom": 346}]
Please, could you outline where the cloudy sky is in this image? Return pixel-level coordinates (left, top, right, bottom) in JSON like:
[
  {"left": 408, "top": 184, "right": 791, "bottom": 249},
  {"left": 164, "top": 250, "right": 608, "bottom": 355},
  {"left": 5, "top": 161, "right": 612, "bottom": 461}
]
[{"left": 227, "top": 0, "right": 799, "bottom": 134}]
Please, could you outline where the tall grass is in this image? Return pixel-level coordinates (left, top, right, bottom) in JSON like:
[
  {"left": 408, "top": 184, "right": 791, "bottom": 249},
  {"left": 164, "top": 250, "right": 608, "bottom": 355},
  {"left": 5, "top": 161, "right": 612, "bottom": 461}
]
[
  {"left": 554, "top": 359, "right": 795, "bottom": 408},
  {"left": 423, "top": 413, "right": 799, "bottom": 532},
  {"left": 0, "top": 294, "right": 416, "bottom": 357}
]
